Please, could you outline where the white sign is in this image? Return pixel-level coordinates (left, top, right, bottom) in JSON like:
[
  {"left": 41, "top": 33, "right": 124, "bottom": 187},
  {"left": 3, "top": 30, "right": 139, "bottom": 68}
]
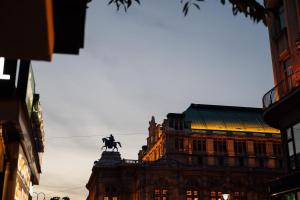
[{"left": 0, "top": 57, "right": 10, "bottom": 80}]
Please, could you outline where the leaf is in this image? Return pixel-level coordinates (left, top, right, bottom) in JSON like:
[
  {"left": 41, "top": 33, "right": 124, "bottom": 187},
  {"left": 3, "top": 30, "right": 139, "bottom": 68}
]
[
  {"left": 220, "top": 0, "right": 225, "bottom": 5},
  {"left": 183, "top": 1, "right": 189, "bottom": 16},
  {"left": 108, "top": 0, "right": 114, "bottom": 5},
  {"left": 193, "top": 3, "right": 200, "bottom": 10}
]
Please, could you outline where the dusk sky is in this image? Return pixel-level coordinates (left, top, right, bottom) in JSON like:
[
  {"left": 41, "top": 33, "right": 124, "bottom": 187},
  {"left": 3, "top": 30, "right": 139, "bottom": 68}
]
[{"left": 32, "top": 0, "right": 274, "bottom": 199}]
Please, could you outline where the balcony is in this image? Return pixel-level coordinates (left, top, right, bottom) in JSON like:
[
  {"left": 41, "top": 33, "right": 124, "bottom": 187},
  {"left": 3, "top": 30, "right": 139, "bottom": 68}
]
[{"left": 263, "top": 70, "right": 300, "bottom": 129}]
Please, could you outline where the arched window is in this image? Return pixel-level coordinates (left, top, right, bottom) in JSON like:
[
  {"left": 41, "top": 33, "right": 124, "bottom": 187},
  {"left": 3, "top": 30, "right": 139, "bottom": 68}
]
[
  {"left": 103, "top": 185, "right": 118, "bottom": 200},
  {"left": 186, "top": 190, "right": 199, "bottom": 200},
  {"left": 186, "top": 179, "right": 200, "bottom": 200},
  {"left": 153, "top": 188, "right": 168, "bottom": 200},
  {"left": 152, "top": 178, "right": 169, "bottom": 200}
]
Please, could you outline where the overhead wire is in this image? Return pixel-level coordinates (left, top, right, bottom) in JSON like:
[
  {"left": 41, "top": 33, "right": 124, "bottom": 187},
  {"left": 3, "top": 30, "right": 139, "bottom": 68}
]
[{"left": 46, "top": 132, "right": 146, "bottom": 140}]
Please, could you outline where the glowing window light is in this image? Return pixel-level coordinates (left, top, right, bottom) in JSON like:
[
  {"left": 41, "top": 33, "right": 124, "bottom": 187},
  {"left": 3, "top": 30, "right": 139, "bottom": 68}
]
[
  {"left": 222, "top": 194, "right": 230, "bottom": 200},
  {"left": 0, "top": 57, "right": 10, "bottom": 80}
]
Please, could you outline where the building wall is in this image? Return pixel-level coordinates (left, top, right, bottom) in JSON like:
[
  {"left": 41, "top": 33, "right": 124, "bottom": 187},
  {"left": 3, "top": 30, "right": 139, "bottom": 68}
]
[
  {"left": 87, "top": 160, "right": 281, "bottom": 200},
  {"left": 143, "top": 128, "right": 283, "bottom": 170},
  {"left": 265, "top": 0, "right": 300, "bottom": 88}
]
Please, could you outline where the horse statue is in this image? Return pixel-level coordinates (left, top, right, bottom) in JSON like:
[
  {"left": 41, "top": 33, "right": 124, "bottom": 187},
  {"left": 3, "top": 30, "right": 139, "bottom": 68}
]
[{"left": 101, "top": 134, "right": 122, "bottom": 152}]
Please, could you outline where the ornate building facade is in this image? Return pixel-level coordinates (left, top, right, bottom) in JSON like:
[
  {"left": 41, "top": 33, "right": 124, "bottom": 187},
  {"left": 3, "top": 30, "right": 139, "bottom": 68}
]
[{"left": 86, "top": 104, "right": 283, "bottom": 200}]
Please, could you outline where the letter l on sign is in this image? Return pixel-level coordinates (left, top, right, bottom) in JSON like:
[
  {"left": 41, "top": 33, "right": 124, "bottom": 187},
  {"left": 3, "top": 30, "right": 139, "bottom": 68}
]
[{"left": 0, "top": 57, "right": 10, "bottom": 80}]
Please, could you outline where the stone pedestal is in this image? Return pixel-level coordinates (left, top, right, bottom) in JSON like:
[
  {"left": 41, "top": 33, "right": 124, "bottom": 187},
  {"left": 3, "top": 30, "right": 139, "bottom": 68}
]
[{"left": 95, "top": 151, "right": 122, "bottom": 166}]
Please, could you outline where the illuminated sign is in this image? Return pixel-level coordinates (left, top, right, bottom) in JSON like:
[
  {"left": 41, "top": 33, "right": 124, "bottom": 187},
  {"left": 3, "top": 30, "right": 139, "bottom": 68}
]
[
  {"left": 14, "top": 152, "right": 31, "bottom": 200},
  {"left": 0, "top": 57, "right": 10, "bottom": 80},
  {"left": 25, "top": 65, "right": 35, "bottom": 117},
  {"left": 14, "top": 180, "right": 29, "bottom": 200},
  {"left": 17, "top": 153, "right": 31, "bottom": 189}
]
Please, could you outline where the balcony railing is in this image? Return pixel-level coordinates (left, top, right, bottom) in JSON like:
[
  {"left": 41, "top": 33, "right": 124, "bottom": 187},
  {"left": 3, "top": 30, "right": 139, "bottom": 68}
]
[{"left": 263, "top": 70, "right": 300, "bottom": 109}]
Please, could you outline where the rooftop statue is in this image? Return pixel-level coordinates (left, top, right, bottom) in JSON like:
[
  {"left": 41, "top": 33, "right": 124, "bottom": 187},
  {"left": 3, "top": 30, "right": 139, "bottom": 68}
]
[{"left": 101, "top": 134, "right": 121, "bottom": 152}]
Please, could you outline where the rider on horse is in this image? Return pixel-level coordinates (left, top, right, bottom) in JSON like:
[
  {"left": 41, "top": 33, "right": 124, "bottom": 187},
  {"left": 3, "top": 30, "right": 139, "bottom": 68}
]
[
  {"left": 102, "top": 134, "right": 121, "bottom": 151},
  {"left": 107, "top": 134, "right": 115, "bottom": 144}
]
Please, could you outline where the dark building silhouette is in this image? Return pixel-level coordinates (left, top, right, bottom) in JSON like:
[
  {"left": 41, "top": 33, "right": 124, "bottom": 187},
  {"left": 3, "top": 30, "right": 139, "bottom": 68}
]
[
  {"left": 86, "top": 104, "right": 283, "bottom": 200},
  {"left": 0, "top": 59, "right": 45, "bottom": 199},
  {"left": 0, "top": 0, "right": 91, "bottom": 61},
  {"left": 263, "top": 0, "right": 300, "bottom": 199}
]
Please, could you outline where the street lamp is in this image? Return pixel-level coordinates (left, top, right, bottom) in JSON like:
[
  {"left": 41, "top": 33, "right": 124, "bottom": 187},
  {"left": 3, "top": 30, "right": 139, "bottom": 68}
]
[
  {"left": 222, "top": 193, "right": 230, "bottom": 200},
  {"left": 33, "top": 192, "right": 46, "bottom": 200}
]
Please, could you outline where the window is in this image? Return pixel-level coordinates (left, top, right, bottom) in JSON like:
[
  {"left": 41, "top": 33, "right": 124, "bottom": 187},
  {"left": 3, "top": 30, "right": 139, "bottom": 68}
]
[
  {"left": 210, "top": 191, "right": 223, "bottom": 200},
  {"left": 254, "top": 142, "right": 266, "bottom": 156},
  {"left": 287, "top": 123, "right": 300, "bottom": 170},
  {"left": 213, "top": 140, "right": 227, "bottom": 154},
  {"left": 273, "top": 143, "right": 282, "bottom": 156},
  {"left": 175, "top": 138, "right": 184, "bottom": 151},
  {"left": 233, "top": 192, "right": 245, "bottom": 200},
  {"left": 193, "top": 139, "right": 206, "bottom": 152},
  {"left": 104, "top": 186, "right": 118, "bottom": 200},
  {"left": 103, "top": 197, "right": 118, "bottom": 200},
  {"left": 278, "top": 5, "right": 286, "bottom": 30},
  {"left": 154, "top": 189, "right": 168, "bottom": 200},
  {"left": 234, "top": 141, "right": 246, "bottom": 155},
  {"left": 186, "top": 190, "right": 199, "bottom": 200},
  {"left": 272, "top": 4, "right": 286, "bottom": 36}
]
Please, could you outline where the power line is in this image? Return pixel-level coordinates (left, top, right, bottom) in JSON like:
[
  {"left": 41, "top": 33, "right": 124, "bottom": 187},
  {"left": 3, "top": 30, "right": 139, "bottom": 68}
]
[
  {"left": 46, "top": 132, "right": 145, "bottom": 140},
  {"left": 44, "top": 124, "right": 292, "bottom": 141}
]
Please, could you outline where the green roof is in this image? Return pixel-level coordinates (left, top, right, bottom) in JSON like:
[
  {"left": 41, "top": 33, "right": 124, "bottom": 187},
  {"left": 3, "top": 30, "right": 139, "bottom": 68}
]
[{"left": 182, "top": 104, "right": 279, "bottom": 133}]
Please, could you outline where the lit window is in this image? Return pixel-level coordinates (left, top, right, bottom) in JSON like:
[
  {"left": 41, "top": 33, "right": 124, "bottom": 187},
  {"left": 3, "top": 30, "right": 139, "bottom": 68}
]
[
  {"left": 210, "top": 191, "right": 222, "bottom": 200},
  {"left": 104, "top": 197, "right": 108, "bottom": 200},
  {"left": 187, "top": 190, "right": 199, "bottom": 200},
  {"left": 154, "top": 188, "right": 168, "bottom": 200}
]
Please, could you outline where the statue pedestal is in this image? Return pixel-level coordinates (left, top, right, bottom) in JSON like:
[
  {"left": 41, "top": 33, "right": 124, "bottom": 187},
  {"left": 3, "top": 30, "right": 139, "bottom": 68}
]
[
  {"left": 95, "top": 151, "right": 121, "bottom": 166},
  {"left": 100, "top": 151, "right": 121, "bottom": 161}
]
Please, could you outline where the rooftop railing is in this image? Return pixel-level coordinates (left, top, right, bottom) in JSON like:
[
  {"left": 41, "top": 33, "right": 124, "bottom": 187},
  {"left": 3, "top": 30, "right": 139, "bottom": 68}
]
[
  {"left": 263, "top": 70, "right": 300, "bottom": 109},
  {"left": 122, "top": 159, "right": 139, "bottom": 164}
]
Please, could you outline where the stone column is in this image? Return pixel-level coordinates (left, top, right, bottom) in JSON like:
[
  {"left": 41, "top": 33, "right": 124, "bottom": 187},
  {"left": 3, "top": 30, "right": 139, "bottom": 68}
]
[
  {"left": 247, "top": 141, "right": 255, "bottom": 167},
  {"left": 227, "top": 140, "right": 235, "bottom": 166}
]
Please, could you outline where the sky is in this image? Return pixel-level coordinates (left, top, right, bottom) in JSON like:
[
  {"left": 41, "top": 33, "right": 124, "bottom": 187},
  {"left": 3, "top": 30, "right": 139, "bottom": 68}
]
[{"left": 32, "top": 0, "right": 274, "bottom": 199}]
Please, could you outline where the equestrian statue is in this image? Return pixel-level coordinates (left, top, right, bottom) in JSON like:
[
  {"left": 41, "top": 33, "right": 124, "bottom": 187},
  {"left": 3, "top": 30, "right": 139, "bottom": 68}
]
[{"left": 101, "top": 134, "right": 122, "bottom": 152}]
